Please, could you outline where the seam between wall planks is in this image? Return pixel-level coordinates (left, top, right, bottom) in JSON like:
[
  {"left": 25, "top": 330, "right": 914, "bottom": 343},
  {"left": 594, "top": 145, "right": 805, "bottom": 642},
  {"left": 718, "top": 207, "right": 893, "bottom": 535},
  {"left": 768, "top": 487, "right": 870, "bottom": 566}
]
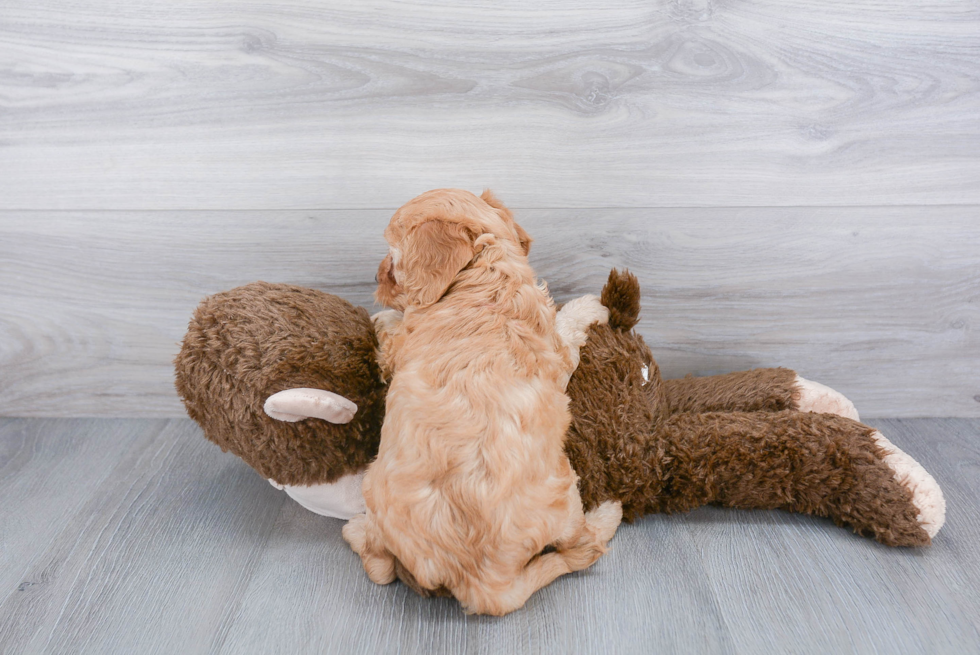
[{"left": 2, "top": 204, "right": 979, "bottom": 213}]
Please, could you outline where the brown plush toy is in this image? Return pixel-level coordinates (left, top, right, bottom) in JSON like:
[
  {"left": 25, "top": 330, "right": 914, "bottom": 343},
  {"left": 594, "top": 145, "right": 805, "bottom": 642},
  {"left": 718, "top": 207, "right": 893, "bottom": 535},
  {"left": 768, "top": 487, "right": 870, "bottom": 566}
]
[{"left": 175, "top": 270, "right": 945, "bottom": 584}]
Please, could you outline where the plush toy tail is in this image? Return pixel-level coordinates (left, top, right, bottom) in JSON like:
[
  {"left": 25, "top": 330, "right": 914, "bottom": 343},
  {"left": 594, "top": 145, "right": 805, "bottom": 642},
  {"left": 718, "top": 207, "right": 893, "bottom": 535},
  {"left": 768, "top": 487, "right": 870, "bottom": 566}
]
[{"left": 600, "top": 269, "right": 641, "bottom": 331}]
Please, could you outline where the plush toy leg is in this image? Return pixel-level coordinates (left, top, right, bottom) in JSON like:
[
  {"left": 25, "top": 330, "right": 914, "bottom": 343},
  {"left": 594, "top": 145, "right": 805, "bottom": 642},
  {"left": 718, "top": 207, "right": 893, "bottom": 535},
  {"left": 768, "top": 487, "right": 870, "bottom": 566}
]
[
  {"left": 630, "top": 411, "right": 943, "bottom": 546},
  {"left": 662, "top": 368, "right": 859, "bottom": 420},
  {"left": 663, "top": 368, "right": 800, "bottom": 414},
  {"left": 794, "top": 376, "right": 860, "bottom": 420}
]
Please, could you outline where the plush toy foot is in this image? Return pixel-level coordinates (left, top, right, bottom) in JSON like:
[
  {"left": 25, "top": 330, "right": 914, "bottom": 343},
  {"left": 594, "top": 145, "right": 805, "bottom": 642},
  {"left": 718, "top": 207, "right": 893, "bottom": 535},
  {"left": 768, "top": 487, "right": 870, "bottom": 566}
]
[
  {"left": 869, "top": 430, "right": 946, "bottom": 538},
  {"left": 263, "top": 388, "right": 358, "bottom": 423},
  {"left": 268, "top": 471, "right": 367, "bottom": 520},
  {"left": 794, "top": 375, "right": 860, "bottom": 421}
]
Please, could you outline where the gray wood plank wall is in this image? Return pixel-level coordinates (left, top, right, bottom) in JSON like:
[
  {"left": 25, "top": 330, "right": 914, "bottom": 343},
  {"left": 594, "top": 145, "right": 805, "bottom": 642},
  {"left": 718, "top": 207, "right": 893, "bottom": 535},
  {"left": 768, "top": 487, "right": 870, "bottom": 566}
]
[{"left": 1, "top": 1, "right": 978, "bottom": 418}]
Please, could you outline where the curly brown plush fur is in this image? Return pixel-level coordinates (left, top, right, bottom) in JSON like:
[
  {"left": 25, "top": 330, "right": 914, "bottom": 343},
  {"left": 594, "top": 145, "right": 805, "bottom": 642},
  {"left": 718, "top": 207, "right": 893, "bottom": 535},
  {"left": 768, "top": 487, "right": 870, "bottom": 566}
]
[
  {"left": 175, "top": 274, "right": 933, "bottom": 553},
  {"left": 663, "top": 368, "right": 800, "bottom": 414},
  {"left": 566, "top": 270, "right": 928, "bottom": 546},
  {"left": 175, "top": 282, "right": 385, "bottom": 485}
]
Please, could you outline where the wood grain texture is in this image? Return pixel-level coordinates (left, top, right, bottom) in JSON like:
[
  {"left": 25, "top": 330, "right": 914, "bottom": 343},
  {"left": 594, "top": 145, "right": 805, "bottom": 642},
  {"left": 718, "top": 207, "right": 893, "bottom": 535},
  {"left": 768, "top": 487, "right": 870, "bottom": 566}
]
[
  {"left": 0, "top": 419, "right": 150, "bottom": 602},
  {"left": 695, "top": 417, "right": 980, "bottom": 653},
  {"left": 0, "top": 418, "right": 977, "bottom": 654},
  {"left": 1, "top": 0, "right": 978, "bottom": 209},
  {"left": 0, "top": 419, "right": 285, "bottom": 654},
  {"left": 1, "top": 208, "right": 977, "bottom": 418}
]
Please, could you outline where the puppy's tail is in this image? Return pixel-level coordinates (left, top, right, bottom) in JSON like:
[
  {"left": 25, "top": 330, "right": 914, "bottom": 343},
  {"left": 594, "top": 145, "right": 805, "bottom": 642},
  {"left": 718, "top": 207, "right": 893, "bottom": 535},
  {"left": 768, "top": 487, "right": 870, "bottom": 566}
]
[{"left": 600, "top": 269, "right": 641, "bottom": 331}]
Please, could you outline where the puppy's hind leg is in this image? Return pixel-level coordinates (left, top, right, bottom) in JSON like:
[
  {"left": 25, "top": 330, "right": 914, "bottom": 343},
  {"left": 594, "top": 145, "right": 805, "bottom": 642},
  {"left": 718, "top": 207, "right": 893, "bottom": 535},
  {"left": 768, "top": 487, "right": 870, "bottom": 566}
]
[
  {"left": 463, "top": 499, "right": 623, "bottom": 616},
  {"left": 464, "top": 551, "right": 573, "bottom": 616},
  {"left": 554, "top": 499, "right": 623, "bottom": 571},
  {"left": 342, "top": 513, "right": 396, "bottom": 584},
  {"left": 584, "top": 499, "right": 624, "bottom": 544}
]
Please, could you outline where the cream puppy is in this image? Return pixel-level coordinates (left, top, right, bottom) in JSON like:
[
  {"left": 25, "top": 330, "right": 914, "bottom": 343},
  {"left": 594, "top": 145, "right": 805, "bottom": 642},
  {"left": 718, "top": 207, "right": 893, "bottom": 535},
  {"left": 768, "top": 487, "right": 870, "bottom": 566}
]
[{"left": 342, "top": 189, "right": 621, "bottom": 616}]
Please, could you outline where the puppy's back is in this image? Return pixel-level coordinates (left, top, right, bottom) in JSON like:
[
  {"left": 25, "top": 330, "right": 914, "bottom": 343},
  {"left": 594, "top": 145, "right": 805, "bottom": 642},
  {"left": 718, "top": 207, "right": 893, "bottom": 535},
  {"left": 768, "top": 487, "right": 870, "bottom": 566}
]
[{"left": 367, "top": 278, "right": 575, "bottom": 595}]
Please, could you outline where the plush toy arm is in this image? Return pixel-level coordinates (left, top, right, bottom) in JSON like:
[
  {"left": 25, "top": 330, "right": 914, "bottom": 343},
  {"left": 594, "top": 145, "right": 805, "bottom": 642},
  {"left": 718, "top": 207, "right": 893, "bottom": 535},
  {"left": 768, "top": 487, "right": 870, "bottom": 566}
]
[
  {"left": 555, "top": 295, "right": 609, "bottom": 386},
  {"left": 662, "top": 368, "right": 859, "bottom": 420},
  {"left": 264, "top": 388, "right": 358, "bottom": 423}
]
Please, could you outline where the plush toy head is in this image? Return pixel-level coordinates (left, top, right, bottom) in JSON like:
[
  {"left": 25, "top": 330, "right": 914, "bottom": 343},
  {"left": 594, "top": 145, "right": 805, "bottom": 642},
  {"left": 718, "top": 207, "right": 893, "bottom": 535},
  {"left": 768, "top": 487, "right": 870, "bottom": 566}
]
[
  {"left": 561, "top": 270, "right": 670, "bottom": 520},
  {"left": 174, "top": 282, "right": 386, "bottom": 486}
]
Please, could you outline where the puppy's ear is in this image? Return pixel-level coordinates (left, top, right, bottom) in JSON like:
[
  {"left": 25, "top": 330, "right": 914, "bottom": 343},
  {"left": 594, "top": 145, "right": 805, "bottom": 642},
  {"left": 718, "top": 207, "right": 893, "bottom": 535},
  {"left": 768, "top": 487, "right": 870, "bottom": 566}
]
[
  {"left": 481, "top": 189, "right": 531, "bottom": 255},
  {"left": 401, "top": 220, "right": 475, "bottom": 307},
  {"left": 512, "top": 222, "right": 532, "bottom": 256}
]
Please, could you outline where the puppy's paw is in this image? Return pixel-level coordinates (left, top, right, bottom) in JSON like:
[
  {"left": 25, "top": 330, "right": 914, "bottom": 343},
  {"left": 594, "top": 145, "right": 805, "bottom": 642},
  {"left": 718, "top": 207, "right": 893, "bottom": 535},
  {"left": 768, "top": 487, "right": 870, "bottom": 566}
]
[
  {"left": 343, "top": 513, "right": 397, "bottom": 584},
  {"left": 364, "top": 554, "right": 397, "bottom": 585},
  {"left": 341, "top": 513, "right": 369, "bottom": 554},
  {"left": 371, "top": 309, "right": 403, "bottom": 336},
  {"left": 794, "top": 375, "right": 860, "bottom": 421},
  {"left": 585, "top": 500, "right": 623, "bottom": 545}
]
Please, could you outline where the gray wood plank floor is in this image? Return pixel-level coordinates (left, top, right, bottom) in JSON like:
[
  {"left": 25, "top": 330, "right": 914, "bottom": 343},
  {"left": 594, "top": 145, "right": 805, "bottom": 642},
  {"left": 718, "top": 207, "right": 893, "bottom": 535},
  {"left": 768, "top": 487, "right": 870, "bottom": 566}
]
[{"left": 2, "top": 417, "right": 978, "bottom": 654}]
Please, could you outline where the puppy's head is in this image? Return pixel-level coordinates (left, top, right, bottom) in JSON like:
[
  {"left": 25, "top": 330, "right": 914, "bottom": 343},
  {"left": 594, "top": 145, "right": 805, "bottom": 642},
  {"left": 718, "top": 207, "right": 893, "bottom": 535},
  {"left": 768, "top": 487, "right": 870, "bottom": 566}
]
[{"left": 375, "top": 189, "right": 531, "bottom": 310}]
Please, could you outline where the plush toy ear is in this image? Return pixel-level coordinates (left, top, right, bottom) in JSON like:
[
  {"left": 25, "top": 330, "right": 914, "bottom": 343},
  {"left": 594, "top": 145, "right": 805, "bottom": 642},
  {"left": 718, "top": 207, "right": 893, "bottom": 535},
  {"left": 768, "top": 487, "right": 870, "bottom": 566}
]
[
  {"left": 600, "top": 268, "right": 641, "bottom": 331},
  {"left": 481, "top": 189, "right": 531, "bottom": 255},
  {"left": 401, "top": 219, "right": 476, "bottom": 308},
  {"left": 264, "top": 388, "right": 358, "bottom": 423}
]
